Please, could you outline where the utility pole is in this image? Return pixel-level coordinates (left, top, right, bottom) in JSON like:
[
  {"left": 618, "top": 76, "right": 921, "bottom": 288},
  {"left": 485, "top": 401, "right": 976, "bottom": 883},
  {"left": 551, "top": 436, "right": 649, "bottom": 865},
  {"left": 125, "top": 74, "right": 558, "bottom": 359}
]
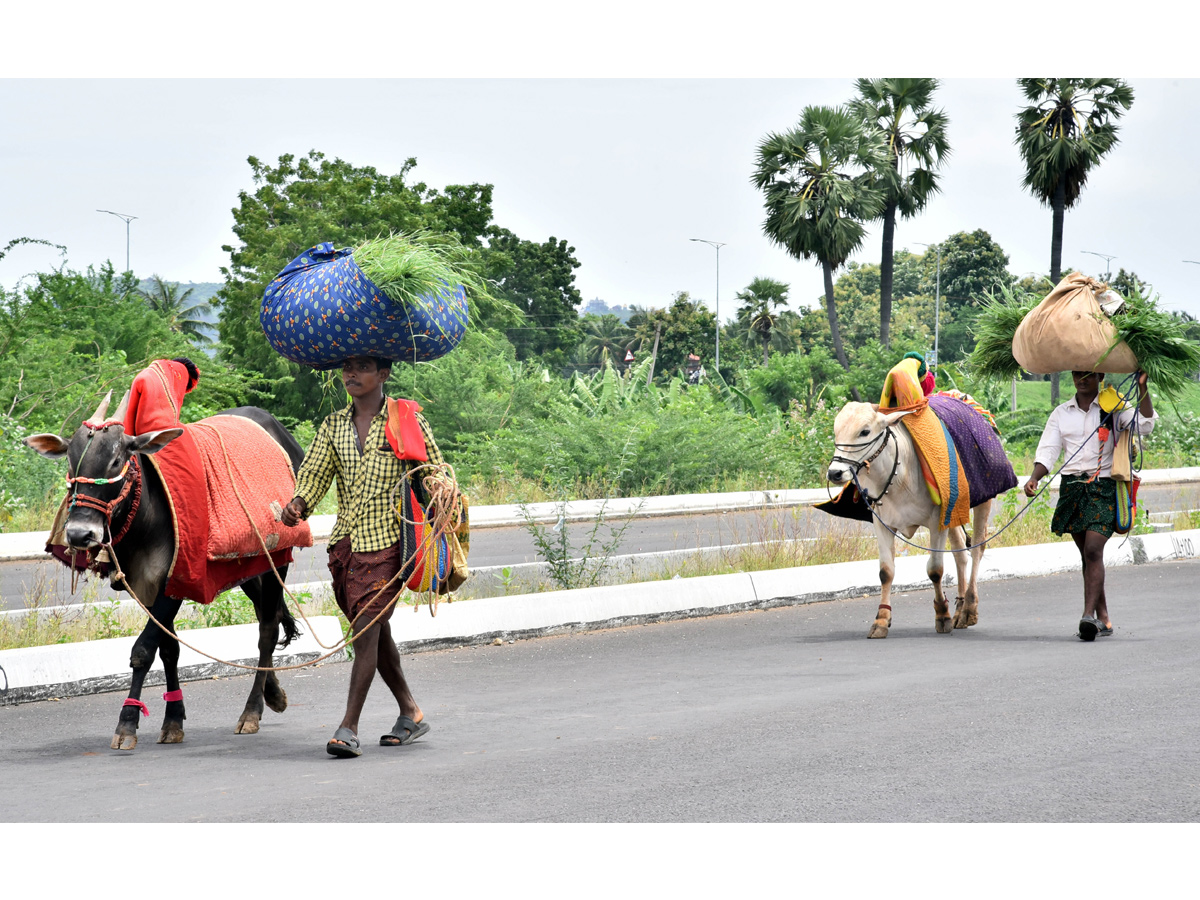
[
  {"left": 1082, "top": 250, "right": 1117, "bottom": 282},
  {"left": 915, "top": 242, "right": 942, "bottom": 376},
  {"left": 97, "top": 209, "right": 137, "bottom": 273},
  {"left": 647, "top": 323, "right": 662, "bottom": 386},
  {"left": 690, "top": 238, "right": 725, "bottom": 373}
]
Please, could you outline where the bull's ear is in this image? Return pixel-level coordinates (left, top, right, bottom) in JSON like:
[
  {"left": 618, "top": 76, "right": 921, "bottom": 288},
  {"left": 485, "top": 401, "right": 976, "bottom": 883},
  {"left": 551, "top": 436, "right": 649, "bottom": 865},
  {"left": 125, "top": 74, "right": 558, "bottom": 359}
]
[
  {"left": 882, "top": 409, "right": 913, "bottom": 428},
  {"left": 24, "top": 433, "right": 70, "bottom": 459},
  {"left": 128, "top": 428, "right": 183, "bottom": 455}
]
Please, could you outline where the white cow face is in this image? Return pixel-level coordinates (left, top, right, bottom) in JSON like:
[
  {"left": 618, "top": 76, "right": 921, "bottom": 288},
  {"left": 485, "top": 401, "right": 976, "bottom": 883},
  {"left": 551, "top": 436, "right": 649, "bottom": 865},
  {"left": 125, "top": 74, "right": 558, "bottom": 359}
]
[{"left": 827, "top": 402, "right": 910, "bottom": 485}]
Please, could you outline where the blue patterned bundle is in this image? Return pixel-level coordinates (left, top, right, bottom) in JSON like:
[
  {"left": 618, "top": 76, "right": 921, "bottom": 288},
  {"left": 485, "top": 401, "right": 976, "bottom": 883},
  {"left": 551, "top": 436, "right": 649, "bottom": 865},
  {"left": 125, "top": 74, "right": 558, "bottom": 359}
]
[{"left": 260, "top": 242, "right": 468, "bottom": 369}]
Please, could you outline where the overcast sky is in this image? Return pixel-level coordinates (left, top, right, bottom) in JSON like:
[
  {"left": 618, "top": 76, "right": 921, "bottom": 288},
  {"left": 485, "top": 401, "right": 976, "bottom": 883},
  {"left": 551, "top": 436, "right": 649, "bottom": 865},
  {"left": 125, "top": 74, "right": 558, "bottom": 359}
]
[{"left": 3, "top": 8, "right": 1197, "bottom": 327}]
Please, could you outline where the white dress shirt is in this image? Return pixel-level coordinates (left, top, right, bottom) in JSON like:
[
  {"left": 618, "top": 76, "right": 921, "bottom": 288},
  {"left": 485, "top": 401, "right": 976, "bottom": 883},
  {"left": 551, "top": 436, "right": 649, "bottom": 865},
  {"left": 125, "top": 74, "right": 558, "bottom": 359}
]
[{"left": 1034, "top": 395, "right": 1157, "bottom": 478}]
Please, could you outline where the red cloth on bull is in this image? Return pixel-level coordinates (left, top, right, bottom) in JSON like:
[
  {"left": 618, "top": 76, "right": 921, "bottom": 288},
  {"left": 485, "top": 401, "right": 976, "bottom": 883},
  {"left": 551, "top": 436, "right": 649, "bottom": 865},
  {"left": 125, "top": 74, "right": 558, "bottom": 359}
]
[{"left": 261, "top": 242, "right": 467, "bottom": 369}]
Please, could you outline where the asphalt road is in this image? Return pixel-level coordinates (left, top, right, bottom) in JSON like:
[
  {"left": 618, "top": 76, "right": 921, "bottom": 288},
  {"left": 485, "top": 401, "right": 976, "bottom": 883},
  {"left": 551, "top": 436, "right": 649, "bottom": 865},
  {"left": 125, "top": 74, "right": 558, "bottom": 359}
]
[
  {"left": 3, "top": 559, "right": 1198, "bottom": 822},
  {"left": 5, "top": 481, "right": 1200, "bottom": 610}
]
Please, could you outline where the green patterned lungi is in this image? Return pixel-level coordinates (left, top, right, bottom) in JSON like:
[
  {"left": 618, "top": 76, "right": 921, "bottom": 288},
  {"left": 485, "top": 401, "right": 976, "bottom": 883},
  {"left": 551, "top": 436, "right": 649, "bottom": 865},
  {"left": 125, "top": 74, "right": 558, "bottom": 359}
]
[{"left": 1051, "top": 474, "right": 1117, "bottom": 538}]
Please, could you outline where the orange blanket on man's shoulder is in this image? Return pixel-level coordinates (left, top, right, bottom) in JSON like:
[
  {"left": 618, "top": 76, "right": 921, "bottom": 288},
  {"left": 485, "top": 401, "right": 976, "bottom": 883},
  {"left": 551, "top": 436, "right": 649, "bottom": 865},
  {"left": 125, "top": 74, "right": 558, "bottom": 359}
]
[
  {"left": 151, "top": 414, "right": 312, "bottom": 604},
  {"left": 879, "top": 358, "right": 971, "bottom": 530}
]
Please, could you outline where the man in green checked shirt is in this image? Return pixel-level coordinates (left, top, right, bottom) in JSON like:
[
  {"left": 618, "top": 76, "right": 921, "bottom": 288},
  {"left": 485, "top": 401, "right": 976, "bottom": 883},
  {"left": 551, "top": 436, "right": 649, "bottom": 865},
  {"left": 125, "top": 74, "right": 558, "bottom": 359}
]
[{"left": 282, "top": 356, "right": 443, "bottom": 758}]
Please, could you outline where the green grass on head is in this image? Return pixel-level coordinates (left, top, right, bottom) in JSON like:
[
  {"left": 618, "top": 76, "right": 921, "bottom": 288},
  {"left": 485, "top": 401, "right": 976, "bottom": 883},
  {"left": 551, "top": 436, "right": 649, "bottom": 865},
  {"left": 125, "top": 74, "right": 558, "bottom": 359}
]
[
  {"left": 352, "top": 231, "right": 494, "bottom": 323},
  {"left": 968, "top": 284, "right": 1041, "bottom": 382},
  {"left": 1102, "top": 288, "right": 1200, "bottom": 401}
]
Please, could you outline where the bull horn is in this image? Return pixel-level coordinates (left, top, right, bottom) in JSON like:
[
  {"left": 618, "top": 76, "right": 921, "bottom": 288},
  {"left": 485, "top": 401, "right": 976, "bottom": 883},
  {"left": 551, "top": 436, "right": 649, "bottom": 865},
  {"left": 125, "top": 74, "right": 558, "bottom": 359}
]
[
  {"left": 112, "top": 390, "right": 131, "bottom": 425},
  {"left": 85, "top": 391, "right": 113, "bottom": 425}
]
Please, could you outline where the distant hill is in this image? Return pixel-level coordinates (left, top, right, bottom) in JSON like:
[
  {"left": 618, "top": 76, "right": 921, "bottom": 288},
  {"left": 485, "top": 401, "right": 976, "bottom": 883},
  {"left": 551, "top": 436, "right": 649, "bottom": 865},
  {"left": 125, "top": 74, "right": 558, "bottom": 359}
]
[{"left": 581, "top": 297, "right": 633, "bottom": 323}]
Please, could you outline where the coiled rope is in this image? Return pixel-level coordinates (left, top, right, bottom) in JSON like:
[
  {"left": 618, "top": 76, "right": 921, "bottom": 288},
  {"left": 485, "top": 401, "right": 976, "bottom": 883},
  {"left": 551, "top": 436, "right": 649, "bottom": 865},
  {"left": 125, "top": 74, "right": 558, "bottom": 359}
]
[{"left": 104, "top": 424, "right": 465, "bottom": 673}]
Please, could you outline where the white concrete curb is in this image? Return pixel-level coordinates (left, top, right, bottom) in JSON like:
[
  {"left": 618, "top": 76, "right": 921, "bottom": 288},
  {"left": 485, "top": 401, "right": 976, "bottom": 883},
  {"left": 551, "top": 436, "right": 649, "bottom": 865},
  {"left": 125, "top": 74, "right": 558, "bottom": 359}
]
[
  {"left": 4, "top": 529, "right": 1197, "bottom": 706},
  {"left": 6, "top": 466, "right": 1200, "bottom": 562}
]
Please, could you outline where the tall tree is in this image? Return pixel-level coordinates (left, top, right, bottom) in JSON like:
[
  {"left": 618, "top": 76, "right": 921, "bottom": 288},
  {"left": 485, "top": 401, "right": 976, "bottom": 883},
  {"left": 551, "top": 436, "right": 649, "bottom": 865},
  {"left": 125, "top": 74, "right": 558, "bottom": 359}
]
[
  {"left": 216, "top": 151, "right": 517, "bottom": 424},
  {"left": 486, "top": 228, "right": 584, "bottom": 365},
  {"left": 851, "top": 78, "right": 951, "bottom": 349},
  {"left": 630, "top": 291, "right": 717, "bottom": 379},
  {"left": 926, "top": 229, "right": 1013, "bottom": 310},
  {"left": 139, "top": 275, "right": 214, "bottom": 344},
  {"left": 753, "top": 106, "right": 888, "bottom": 374},
  {"left": 734, "top": 276, "right": 790, "bottom": 365},
  {"left": 1015, "top": 78, "right": 1134, "bottom": 403}
]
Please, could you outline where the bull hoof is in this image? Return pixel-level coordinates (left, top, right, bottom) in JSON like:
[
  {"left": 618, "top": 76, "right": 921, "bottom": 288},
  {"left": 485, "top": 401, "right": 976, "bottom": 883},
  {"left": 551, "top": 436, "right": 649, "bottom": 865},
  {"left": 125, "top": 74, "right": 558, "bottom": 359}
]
[
  {"left": 953, "top": 599, "right": 978, "bottom": 628},
  {"left": 111, "top": 732, "right": 138, "bottom": 751},
  {"left": 158, "top": 723, "right": 185, "bottom": 744},
  {"left": 936, "top": 616, "right": 954, "bottom": 634},
  {"left": 867, "top": 623, "right": 889, "bottom": 639},
  {"left": 263, "top": 681, "right": 288, "bottom": 714},
  {"left": 953, "top": 610, "right": 978, "bottom": 628},
  {"left": 235, "top": 714, "right": 261, "bottom": 735}
]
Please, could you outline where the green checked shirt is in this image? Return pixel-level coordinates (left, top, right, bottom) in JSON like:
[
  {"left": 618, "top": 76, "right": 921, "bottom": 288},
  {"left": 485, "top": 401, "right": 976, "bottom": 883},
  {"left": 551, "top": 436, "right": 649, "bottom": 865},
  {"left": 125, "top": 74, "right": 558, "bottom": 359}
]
[{"left": 293, "top": 400, "right": 445, "bottom": 554}]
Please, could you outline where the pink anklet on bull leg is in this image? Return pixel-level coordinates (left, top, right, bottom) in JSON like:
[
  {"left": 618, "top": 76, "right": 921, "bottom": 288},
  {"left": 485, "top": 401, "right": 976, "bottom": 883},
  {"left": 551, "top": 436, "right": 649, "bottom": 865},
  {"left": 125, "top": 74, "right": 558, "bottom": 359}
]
[
  {"left": 159, "top": 689, "right": 186, "bottom": 744},
  {"left": 123, "top": 698, "right": 150, "bottom": 717}
]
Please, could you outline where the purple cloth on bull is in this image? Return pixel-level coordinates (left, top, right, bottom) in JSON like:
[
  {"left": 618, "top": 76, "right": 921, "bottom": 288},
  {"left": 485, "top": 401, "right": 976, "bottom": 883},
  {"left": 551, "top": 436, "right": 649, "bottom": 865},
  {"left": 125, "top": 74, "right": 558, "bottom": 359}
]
[{"left": 928, "top": 395, "right": 1018, "bottom": 504}]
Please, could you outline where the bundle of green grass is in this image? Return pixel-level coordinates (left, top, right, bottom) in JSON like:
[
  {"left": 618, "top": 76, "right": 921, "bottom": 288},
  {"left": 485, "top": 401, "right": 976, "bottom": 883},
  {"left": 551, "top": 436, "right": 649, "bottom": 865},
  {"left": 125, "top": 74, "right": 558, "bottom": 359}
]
[
  {"left": 969, "top": 281, "right": 1200, "bottom": 400},
  {"left": 261, "top": 231, "right": 495, "bottom": 369}
]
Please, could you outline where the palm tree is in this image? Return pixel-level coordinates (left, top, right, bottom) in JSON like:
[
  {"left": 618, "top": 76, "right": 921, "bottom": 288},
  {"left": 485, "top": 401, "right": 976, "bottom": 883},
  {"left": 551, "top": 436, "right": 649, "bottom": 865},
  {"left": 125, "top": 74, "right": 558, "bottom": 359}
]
[
  {"left": 579, "top": 313, "right": 633, "bottom": 365},
  {"left": 734, "top": 277, "right": 790, "bottom": 365},
  {"left": 851, "top": 78, "right": 951, "bottom": 350},
  {"left": 1014, "top": 78, "right": 1134, "bottom": 403},
  {"left": 753, "top": 105, "right": 888, "bottom": 374},
  {"left": 139, "top": 275, "right": 214, "bottom": 344}
]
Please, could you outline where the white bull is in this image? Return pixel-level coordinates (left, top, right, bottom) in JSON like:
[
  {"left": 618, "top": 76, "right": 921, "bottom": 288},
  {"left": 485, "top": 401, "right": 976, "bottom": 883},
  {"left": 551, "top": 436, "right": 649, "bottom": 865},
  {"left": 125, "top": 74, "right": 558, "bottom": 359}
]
[{"left": 827, "top": 402, "right": 992, "bottom": 639}]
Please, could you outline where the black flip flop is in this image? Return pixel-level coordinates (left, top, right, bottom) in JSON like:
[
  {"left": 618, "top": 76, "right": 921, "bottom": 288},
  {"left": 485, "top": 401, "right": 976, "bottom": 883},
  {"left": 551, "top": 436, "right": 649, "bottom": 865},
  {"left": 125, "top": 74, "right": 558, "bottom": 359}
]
[
  {"left": 381, "top": 716, "right": 431, "bottom": 746},
  {"left": 1079, "top": 616, "right": 1099, "bottom": 642},
  {"left": 327, "top": 727, "right": 362, "bottom": 758}
]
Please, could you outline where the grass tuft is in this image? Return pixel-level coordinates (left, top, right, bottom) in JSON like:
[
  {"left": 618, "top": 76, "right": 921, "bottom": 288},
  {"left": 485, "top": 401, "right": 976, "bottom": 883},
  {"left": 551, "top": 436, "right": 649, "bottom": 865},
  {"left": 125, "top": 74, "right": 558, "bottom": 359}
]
[{"left": 352, "top": 231, "right": 495, "bottom": 328}]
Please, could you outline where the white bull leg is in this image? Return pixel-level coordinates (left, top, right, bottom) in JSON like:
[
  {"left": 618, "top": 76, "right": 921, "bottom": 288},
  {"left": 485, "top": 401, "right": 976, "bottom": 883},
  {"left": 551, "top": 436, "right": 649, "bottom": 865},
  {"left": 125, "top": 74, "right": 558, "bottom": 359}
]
[
  {"left": 954, "top": 500, "right": 991, "bottom": 628},
  {"left": 928, "top": 522, "right": 953, "bottom": 634},
  {"left": 868, "top": 519, "right": 896, "bottom": 639},
  {"left": 948, "top": 523, "right": 969, "bottom": 628}
]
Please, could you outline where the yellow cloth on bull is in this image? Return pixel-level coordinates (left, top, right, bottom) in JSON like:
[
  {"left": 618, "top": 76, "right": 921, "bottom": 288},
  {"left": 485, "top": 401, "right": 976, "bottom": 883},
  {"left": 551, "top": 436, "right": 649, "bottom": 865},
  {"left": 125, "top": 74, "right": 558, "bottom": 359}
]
[{"left": 878, "top": 357, "right": 971, "bottom": 529}]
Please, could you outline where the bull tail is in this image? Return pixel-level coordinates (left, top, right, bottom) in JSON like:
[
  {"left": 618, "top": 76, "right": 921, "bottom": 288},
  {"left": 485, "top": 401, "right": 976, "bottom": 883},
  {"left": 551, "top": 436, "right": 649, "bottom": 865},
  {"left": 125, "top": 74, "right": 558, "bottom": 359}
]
[{"left": 277, "top": 600, "right": 301, "bottom": 649}]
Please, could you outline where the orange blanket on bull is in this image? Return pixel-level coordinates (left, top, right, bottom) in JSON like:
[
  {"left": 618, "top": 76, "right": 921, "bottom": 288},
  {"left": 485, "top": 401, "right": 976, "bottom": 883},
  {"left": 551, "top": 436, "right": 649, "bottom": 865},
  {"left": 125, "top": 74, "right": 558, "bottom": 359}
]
[
  {"left": 149, "top": 415, "right": 313, "bottom": 604},
  {"left": 879, "top": 357, "right": 971, "bottom": 530}
]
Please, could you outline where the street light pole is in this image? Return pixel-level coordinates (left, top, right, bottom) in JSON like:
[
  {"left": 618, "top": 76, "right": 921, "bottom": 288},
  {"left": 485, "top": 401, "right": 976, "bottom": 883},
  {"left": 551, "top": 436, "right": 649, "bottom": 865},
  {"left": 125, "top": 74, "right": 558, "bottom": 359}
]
[
  {"left": 915, "top": 242, "right": 941, "bottom": 376},
  {"left": 97, "top": 209, "right": 137, "bottom": 273},
  {"left": 690, "top": 238, "right": 725, "bottom": 373},
  {"left": 1081, "top": 250, "right": 1117, "bottom": 282}
]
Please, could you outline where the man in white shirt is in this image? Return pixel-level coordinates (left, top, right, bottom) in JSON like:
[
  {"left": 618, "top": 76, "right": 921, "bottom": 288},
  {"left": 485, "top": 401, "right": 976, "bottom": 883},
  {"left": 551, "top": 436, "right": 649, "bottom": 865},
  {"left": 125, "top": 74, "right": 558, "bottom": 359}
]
[{"left": 1024, "top": 371, "right": 1156, "bottom": 641}]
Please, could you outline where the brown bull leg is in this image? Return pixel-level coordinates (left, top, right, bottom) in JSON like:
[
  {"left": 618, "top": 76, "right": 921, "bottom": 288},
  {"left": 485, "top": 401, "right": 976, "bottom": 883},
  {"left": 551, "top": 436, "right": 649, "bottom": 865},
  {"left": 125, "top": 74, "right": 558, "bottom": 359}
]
[
  {"left": 869, "top": 521, "right": 895, "bottom": 639},
  {"left": 113, "top": 591, "right": 183, "bottom": 751}
]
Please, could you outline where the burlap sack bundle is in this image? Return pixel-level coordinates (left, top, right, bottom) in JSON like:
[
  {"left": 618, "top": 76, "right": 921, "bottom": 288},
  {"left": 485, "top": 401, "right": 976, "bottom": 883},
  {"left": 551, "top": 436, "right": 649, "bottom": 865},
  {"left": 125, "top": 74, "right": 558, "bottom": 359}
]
[{"left": 1012, "top": 273, "right": 1139, "bottom": 374}]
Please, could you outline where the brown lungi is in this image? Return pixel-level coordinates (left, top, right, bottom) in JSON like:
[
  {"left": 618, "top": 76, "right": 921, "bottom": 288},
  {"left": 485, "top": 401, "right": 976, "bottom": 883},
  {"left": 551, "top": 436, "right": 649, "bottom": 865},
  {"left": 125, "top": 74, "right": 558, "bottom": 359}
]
[{"left": 327, "top": 537, "right": 410, "bottom": 625}]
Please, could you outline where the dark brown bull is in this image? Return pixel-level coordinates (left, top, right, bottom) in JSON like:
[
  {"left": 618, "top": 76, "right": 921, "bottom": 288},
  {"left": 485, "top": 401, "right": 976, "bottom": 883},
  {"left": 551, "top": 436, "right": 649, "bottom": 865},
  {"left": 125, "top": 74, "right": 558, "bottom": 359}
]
[{"left": 25, "top": 392, "right": 305, "bottom": 750}]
